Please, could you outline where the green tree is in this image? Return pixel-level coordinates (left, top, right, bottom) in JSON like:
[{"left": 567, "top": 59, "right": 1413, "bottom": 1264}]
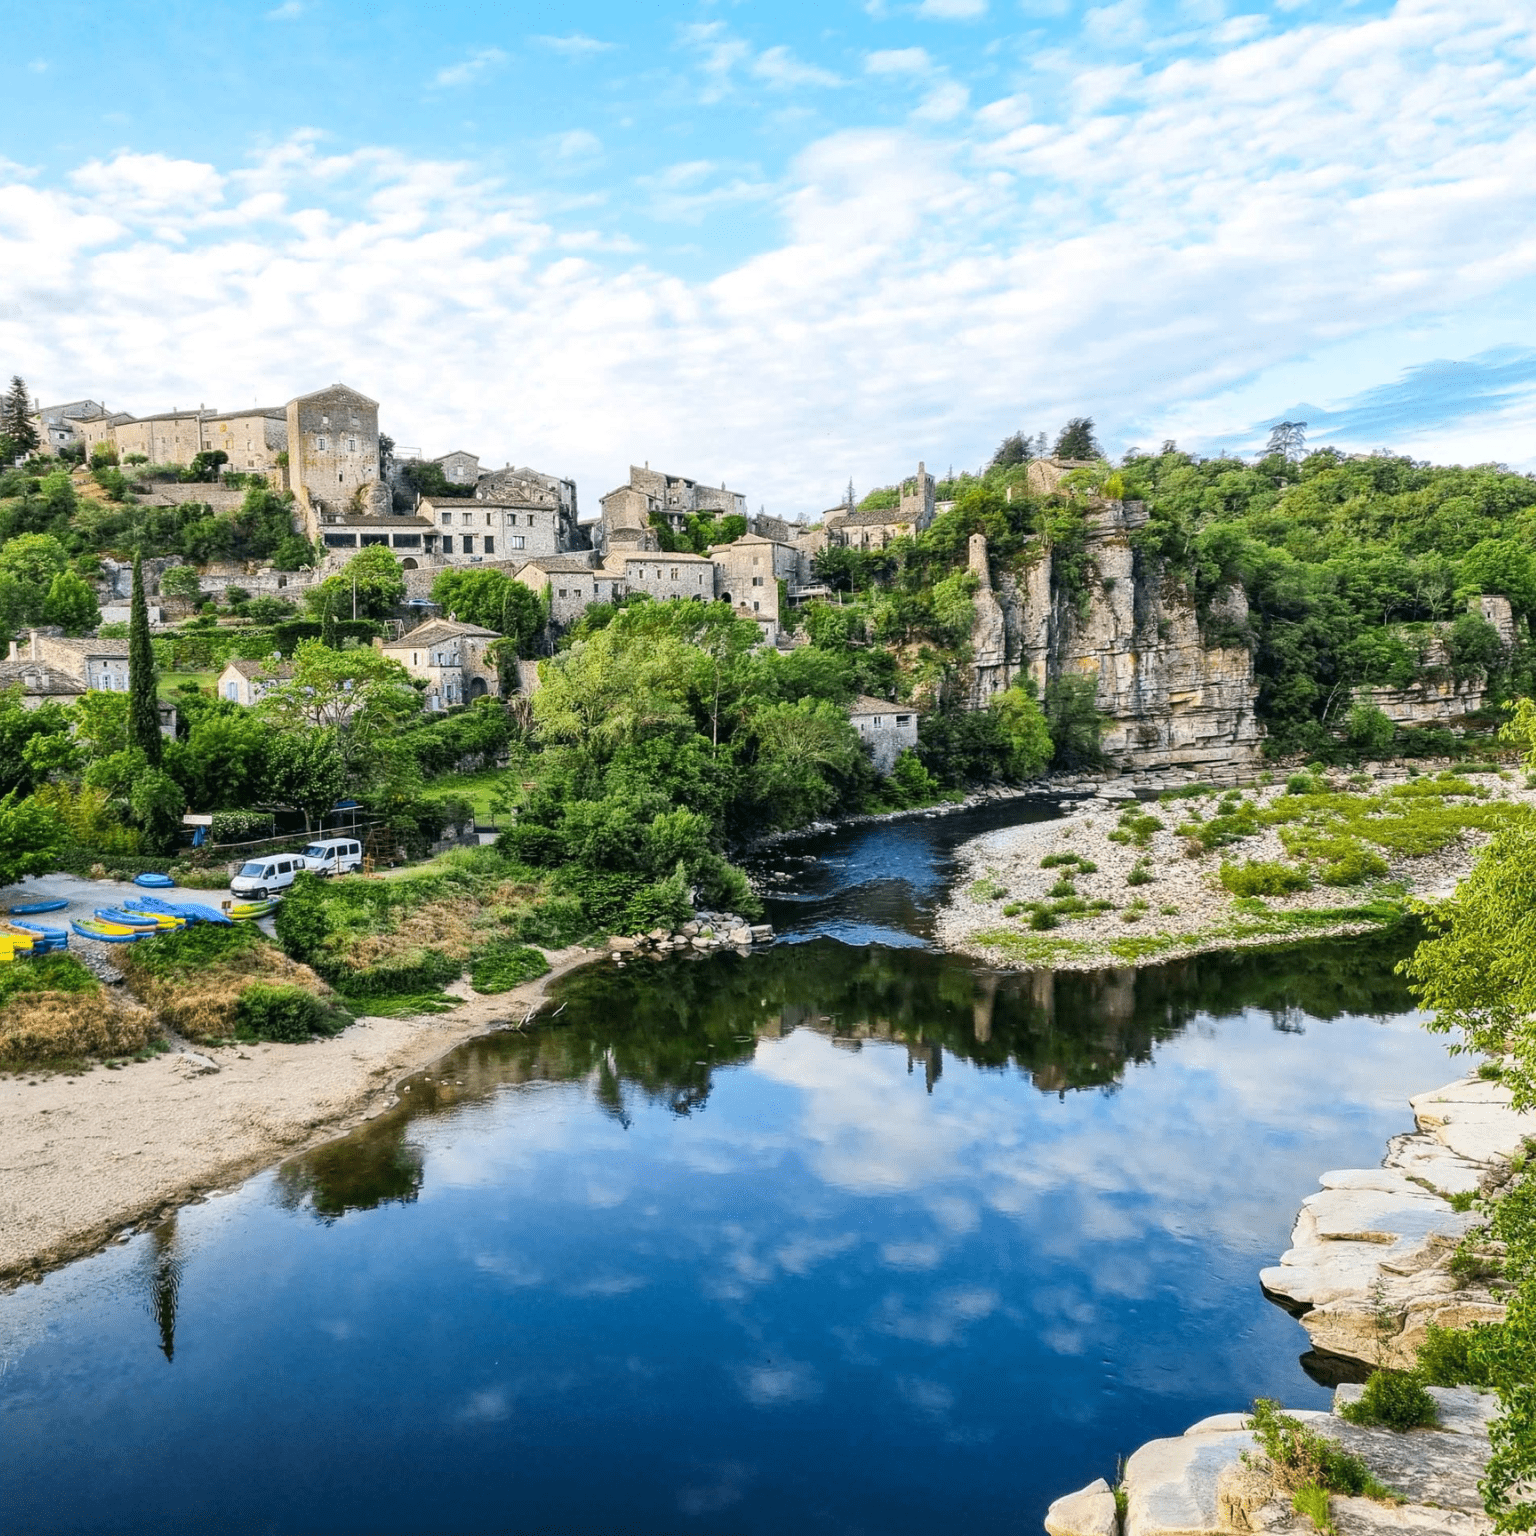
[
  {"left": 129, "top": 766, "right": 186, "bottom": 851},
  {"left": 990, "top": 683, "right": 1054, "bottom": 779},
  {"left": 0, "top": 689, "right": 74, "bottom": 796},
  {"left": 259, "top": 640, "right": 419, "bottom": 790},
  {"left": 1044, "top": 674, "right": 1105, "bottom": 768},
  {"left": 0, "top": 533, "right": 70, "bottom": 622},
  {"left": 304, "top": 545, "right": 405, "bottom": 620},
  {"left": 41, "top": 569, "right": 101, "bottom": 634},
  {"left": 127, "top": 552, "right": 162, "bottom": 767},
  {"left": 1, "top": 377, "right": 38, "bottom": 459},
  {"left": 262, "top": 730, "right": 347, "bottom": 832},
  {"left": 1053, "top": 417, "right": 1101, "bottom": 460},
  {"left": 0, "top": 789, "right": 63, "bottom": 884},
  {"left": 429, "top": 567, "right": 545, "bottom": 651},
  {"left": 72, "top": 690, "right": 131, "bottom": 759},
  {"left": 159, "top": 565, "right": 203, "bottom": 602}
]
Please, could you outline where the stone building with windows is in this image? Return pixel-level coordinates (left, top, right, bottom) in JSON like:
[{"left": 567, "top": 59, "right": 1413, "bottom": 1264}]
[
  {"left": 379, "top": 618, "right": 501, "bottom": 712},
  {"left": 8, "top": 629, "right": 131, "bottom": 693},
  {"left": 216, "top": 657, "right": 293, "bottom": 707},
  {"left": 201, "top": 408, "right": 288, "bottom": 473},
  {"left": 824, "top": 462, "right": 937, "bottom": 549},
  {"left": 434, "top": 451, "right": 480, "bottom": 486},
  {"left": 847, "top": 695, "right": 919, "bottom": 774},
  {"left": 287, "top": 384, "right": 381, "bottom": 539},
  {"left": 512, "top": 556, "right": 618, "bottom": 628},
  {"left": 30, "top": 399, "right": 111, "bottom": 456},
  {"left": 596, "top": 463, "right": 746, "bottom": 555},
  {"left": 113, "top": 410, "right": 213, "bottom": 467}
]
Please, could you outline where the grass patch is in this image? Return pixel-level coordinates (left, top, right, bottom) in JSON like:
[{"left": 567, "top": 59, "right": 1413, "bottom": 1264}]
[
  {"left": 469, "top": 941, "right": 551, "bottom": 995},
  {"left": 1220, "top": 859, "right": 1310, "bottom": 897},
  {"left": 1126, "top": 859, "right": 1154, "bottom": 886},
  {"left": 969, "top": 928, "right": 1094, "bottom": 964},
  {"left": 969, "top": 878, "right": 1009, "bottom": 901},
  {"left": 1107, "top": 807, "right": 1164, "bottom": 847},
  {"left": 1245, "top": 1398, "right": 1399, "bottom": 1504},
  {"left": 0, "top": 955, "right": 161, "bottom": 1068},
  {"left": 234, "top": 983, "right": 351, "bottom": 1042},
  {"left": 335, "top": 990, "right": 462, "bottom": 1017}
]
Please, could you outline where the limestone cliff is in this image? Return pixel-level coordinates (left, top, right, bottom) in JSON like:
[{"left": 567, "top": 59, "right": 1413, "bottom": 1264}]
[{"left": 965, "top": 505, "right": 1262, "bottom": 773}]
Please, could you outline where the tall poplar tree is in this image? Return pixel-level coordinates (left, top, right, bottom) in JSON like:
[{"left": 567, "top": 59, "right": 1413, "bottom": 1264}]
[{"left": 128, "top": 553, "right": 162, "bottom": 765}]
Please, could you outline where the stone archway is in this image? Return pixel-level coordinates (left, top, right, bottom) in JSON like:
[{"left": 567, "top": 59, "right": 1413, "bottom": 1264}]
[
  {"left": 469, "top": 677, "right": 487, "bottom": 699},
  {"left": 400, "top": 557, "right": 418, "bottom": 570}
]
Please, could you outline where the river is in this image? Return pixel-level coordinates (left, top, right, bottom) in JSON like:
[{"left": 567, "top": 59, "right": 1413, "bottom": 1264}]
[{"left": 0, "top": 800, "right": 1455, "bottom": 1535}]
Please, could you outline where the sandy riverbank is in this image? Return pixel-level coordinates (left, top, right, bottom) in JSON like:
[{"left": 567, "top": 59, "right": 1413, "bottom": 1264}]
[
  {"left": 0, "top": 944, "right": 600, "bottom": 1288},
  {"left": 937, "top": 766, "right": 1535, "bottom": 972}
]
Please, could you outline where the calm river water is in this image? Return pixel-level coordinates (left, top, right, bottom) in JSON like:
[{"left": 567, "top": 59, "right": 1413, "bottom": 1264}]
[{"left": 1, "top": 801, "right": 1454, "bottom": 1535}]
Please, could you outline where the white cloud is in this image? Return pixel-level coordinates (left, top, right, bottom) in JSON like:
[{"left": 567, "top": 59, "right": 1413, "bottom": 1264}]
[
  {"left": 431, "top": 47, "right": 507, "bottom": 90},
  {"left": 264, "top": 0, "right": 304, "bottom": 18},
  {"left": 6, "top": 3, "right": 1536, "bottom": 506},
  {"left": 27, "top": 59, "right": 48, "bottom": 73},
  {"left": 916, "top": 0, "right": 988, "bottom": 17},
  {"left": 913, "top": 81, "right": 970, "bottom": 121},
  {"left": 752, "top": 46, "right": 843, "bottom": 89},
  {"left": 532, "top": 34, "right": 615, "bottom": 56},
  {"left": 865, "top": 47, "right": 933, "bottom": 75},
  {"left": 545, "top": 129, "right": 602, "bottom": 162}
]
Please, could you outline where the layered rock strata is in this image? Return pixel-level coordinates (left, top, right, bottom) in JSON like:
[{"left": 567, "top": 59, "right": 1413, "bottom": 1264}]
[
  {"left": 967, "top": 504, "right": 1262, "bottom": 773},
  {"left": 1047, "top": 1385, "right": 1499, "bottom": 1536},
  {"left": 1260, "top": 1075, "right": 1529, "bottom": 1368}
]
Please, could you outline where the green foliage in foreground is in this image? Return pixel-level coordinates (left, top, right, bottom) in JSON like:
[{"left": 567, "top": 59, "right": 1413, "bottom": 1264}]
[
  {"left": 126, "top": 921, "right": 269, "bottom": 979},
  {"left": 469, "top": 941, "right": 551, "bottom": 995},
  {"left": 234, "top": 983, "right": 351, "bottom": 1042},
  {"left": 1245, "top": 1397, "right": 1398, "bottom": 1502},
  {"left": 0, "top": 952, "right": 98, "bottom": 1006},
  {"left": 1220, "top": 858, "right": 1311, "bottom": 897},
  {"left": 1339, "top": 1370, "right": 1439, "bottom": 1431}
]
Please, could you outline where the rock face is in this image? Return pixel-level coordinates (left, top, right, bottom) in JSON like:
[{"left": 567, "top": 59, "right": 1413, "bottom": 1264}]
[
  {"left": 968, "top": 505, "right": 1262, "bottom": 772},
  {"left": 1259, "top": 1075, "right": 1529, "bottom": 1369},
  {"left": 1079, "top": 1387, "right": 1499, "bottom": 1536}
]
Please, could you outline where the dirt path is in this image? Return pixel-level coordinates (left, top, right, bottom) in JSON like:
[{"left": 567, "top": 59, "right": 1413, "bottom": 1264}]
[{"left": 0, "top": 945, "right": 600, "bottom": 1289}]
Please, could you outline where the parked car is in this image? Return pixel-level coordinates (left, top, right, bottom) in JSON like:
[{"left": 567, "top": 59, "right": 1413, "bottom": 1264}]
[
  {"left": 230, "top": 854, "right": 304, "bottom": 901},
  {"left": 297, "top": 838, "right": 364, "bottom": 877}
]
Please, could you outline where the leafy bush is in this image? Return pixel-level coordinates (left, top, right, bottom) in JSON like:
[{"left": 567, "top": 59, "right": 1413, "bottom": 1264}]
[
  {"left": 1320, "top": 844, "right": 1389, "bottom": 887},
  {"left": 1287, "top": 771, "right": 1324, "bottom": 795},
  {"left": 1339, "top": 1370, "right": 1438, "bottom": 1431},
  {"left": 1220, "top": 859, "right": 1310, "bottom": 897},
  {"left": 1126, "top": 860, "right": 1153, "bottom": 886},
  {"left": 1029, "top": 908, "right": 1057, "bottom": 930},
  {"left": 1046, "top": 878, "right": 1077, "bottom": 899},
  {"left": 234, "top": 983, "right": 350, "bottom": 1042},
  {"left": 469, "top": 941, "right": 551, "bottom": 995},
  {"left": 1416, "top": 1324, "right": 1495, "bottom": 1388},
  {"left": 1245, "top": 1398, "right": 1396, "bottom": 1501},
  {"left": 515, "top": 897, "right": 589, "bottom": 947},
  {"left": 209, "top": 810, "right": 276, "bottom": 844}
]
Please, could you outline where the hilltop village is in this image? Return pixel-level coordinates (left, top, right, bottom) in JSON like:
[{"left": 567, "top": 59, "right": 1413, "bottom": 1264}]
[{"left": 2, "top": 372, "right": 1536, "bottom": 1028}]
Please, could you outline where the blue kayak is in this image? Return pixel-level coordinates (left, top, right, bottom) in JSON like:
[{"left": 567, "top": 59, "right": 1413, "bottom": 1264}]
[
  {"left": 11, "top": 921, "right": 68, "bottom": 951},
  {"left": 73, "top": 920, "right": 149, "bottom": 943},
  {"left": 129, "top": 896, "right": 233, "bottom": 926},
  {"left": 9, "top": 899, "right": 68, "bottom": 914},
  {"left": 93, "top": 908, "right": 163, "bottom": 929},
  {"left": 133, "top": 872, "right": 177, "bottom": 888}
]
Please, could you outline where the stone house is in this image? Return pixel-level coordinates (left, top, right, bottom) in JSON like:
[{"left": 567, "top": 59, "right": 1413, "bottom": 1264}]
[
  {"left": 847, "top": 696, "right": 919, "bottom": 774},
  {"left": 201, "top": 408, "right": 288, "bottom": 473},
  {"left": 597, "top": 464, "right": 746, "bottom": 555},
  {"left": 420, "top": 497, "right": 567, "bottom": 564},
  {"left": 320, "top": 504, "right": 438, "bottom": 567},
  {"left": 287, "top": 384, "right": 381, "bottom": 539},
  {"left": 434, "top": 451, "right": 480, "bottom": 485},
  {"left": 475, "top": 467, "right": 582, "bottom": 551},
  {"left": 8, "top": 629, "right": 130, "bottom": 693},
  {"left": 113, "top": 410, "right": 213, "bottom": 467},
  {"left": 215, "top": 657, "right": 293, "bottom": 707},
  {"left": 512, "top": 556, "right": 616, "bottom": 628},
  {"left": 30, "top": 399, "right": 108, "bottom": 456},
  {"left": 616, "top": 551, "right": 718, "bottom": 604},
  {"left": 1024, "top": 457, "right": 1098, "bottom": 496},
  {"left": 709, "top": 534, "right": 800, "bottom": 631},
  {"left": 380, "top": 618, "right": 501, "bottom": 712},
  {"left": 825, "top": 463, "right": 936, "bottom": 549},
  {"left": 0, "top": 657, "right": 86, "bottom": 707}
]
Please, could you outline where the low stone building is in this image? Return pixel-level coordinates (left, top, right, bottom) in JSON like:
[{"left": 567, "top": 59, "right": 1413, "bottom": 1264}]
[
  {"left": 201, "top": 408, "right": 288, "bottom": 474},
  {"left": 848, "top": 695, "right": 919, "bottom": 774},
  {"left": 8, "top": 629, "right": 131, "bottom": 693},
  {"left": 824, "top": 463, "right": 936, "bottom": 549},
  {"left": 216, "top": 657, "right": 293, "bottom": 707},
  {"left": 512, "top": 556, "right": 615, "bottom": 628},
  {"left": 616, "top": 551, "right": 718, "bottom": 604},
  {"left": 113, "top": 410, "right": 212, "bottom": 467},
  {"left": 709, "top": 534, "right": 800, "bottom": 634},
  {"left": 380, "top": 618, "right": 501, "bottom": 712},
  {"left": 31, "top": 399, "right": 110, "bottom": 456},
  {"left": 0, "top": 657, "right": 86, "bottom": 707},
  {"left": 597, "top": 463, "right": 746, "bottom": 555}
]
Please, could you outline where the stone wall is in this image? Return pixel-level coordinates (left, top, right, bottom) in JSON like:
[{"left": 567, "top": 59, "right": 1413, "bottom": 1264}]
[{"left": 969, "top": 504, "right": 1263, "bottom": 773}]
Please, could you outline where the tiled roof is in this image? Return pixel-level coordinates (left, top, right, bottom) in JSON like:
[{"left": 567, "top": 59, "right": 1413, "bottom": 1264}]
[
  {"left": 848, "top": 695, "right": 914, "bottom": 717},
  {"left": 840, "top": 504, "right": 916, "bottom": 527},
  {"left": 384, "top": 618, "right": 501, "bottom": 649},
  {"left": 517, "top": 556, "right": 600, "bottom": 575},
  {"left": 0, "top": 661, "right": 85, "bottom": 695},
  {"left": 220, "top": 657, "right": 291, "bottom": 681}
]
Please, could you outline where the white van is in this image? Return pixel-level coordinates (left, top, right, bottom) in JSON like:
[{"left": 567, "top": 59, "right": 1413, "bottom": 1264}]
[
  {"left": 297, "top": 839, "right": 364, "bottom": 877},
  {"left": 230, "top": 854, "right": 304, "bottom": 900}
]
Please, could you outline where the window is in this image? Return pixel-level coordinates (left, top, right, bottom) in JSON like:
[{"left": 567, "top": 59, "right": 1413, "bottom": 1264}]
[
  {"left": 753, "top": 601, "right": 759, "bottom": 611},
  {"left": 226, "top": 682, "right": 238, "bottom": 701},
  {"left": 347, "top": 438, "right": 357, "bottom": 453},
  {"left": 873, "top": 716, "right": 883, "bottom": 727},
  {"left": 511, "top": 535, "right": 525, "bottom": 550},
  {"left": 337, "top": 470, "right": 344, "bottom": 482},
  {"left": 527, "top": 514, "right": 535, "bottom": 527},
  {"left": 669, "top": 568, "right": 678, "bottom": 580},
  {"left": 321, "top": 415, "right": 330, "bottom": 427},
  {"left": 558, "top": 588, "right": 568, "bottom": 598},
  {"left": 463, "top": 536, "right": 475, "bottom": 553},
  {"left": 316, "top": 435, "right": 328, "bottom": 450},
  {"left": 485, "top": 513, "right": 493, "bottom": 526},
  {"left": 440, "top": 511, "right": 451, "bottom": 525},
  {"left": 483, "top": 536, "right": 494, "bottom": 554},
  {"left": 896, "top": 715, "right": 911, "bottom": 726},
  {"left": 412, "top": 653, "right": 419, "bottom": 666},
  {"left": 461, "top": 512, "right": 472, "bottom": 526},
  {"left": 752, "top": 576, "right": 764, "bottom": 586}
]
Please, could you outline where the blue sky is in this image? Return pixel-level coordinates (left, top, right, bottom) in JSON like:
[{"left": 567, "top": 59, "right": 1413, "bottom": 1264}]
[{"left": 3, "top": 0, "right": 1533, "bottom": 513}]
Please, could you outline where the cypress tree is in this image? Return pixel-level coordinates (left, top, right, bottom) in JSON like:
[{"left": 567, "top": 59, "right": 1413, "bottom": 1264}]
[{"left": 128, "top": 553, "right": 162, "bottom": 765}]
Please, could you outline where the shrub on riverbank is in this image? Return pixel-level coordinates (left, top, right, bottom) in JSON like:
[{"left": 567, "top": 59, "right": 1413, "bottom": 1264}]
[
  {"left": 121, "top": 922, "right": 339, "bottom": 1041},
  {"left": 0, "top": 955, "right": 159, "bottom": 1067},
  {"left": 234, "top": 983, "right": 350, "bottom": 1042},
  {"left": 1220, "top": 859, "right": 1310, "bottom": 897},
  {"left": 1339, "top": 1370, "right": 1438, "bottom": 1430}
]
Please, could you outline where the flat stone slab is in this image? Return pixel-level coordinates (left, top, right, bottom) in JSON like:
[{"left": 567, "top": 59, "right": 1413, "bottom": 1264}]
[
  {"left": 1123, "top": 1429, "right": 1255, "bottom": 1536},
  {"left": 1410, "top": 1078, "right": 1530, "bottom": 1167},
  {"left": 1044, "top": 1477, "right": 1118, "bottom": 1536}
]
